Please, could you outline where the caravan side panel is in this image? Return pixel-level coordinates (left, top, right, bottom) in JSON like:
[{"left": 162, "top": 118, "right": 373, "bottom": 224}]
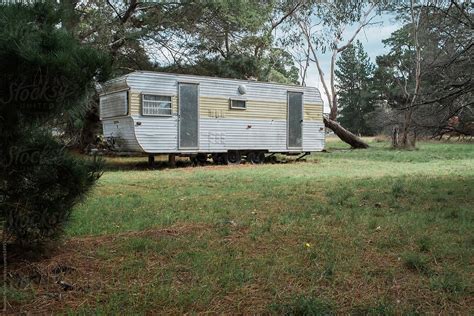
[
  {"left": 123, "top": 72, "right": 325, "bottom": 154},
  {"left": 129, "top": 91, "right": 179, "bottom": 153},
  {"left": 102, "top": 117, "right": 142, "bottom": 152},
  {"left": 303, "top": 121, "right": 325, "bottom": 151},
  {"left": 125, "top": 75, "right": 180, "bottom": 153},
  {"left": 301, "top": 87, "right": 325, "bottom": 151},
  {"left": 199, "top": 118, "right": 287, "bottom": 152},
  {"left": 133, "top": 116, "right": 179, "bottom": 153}
]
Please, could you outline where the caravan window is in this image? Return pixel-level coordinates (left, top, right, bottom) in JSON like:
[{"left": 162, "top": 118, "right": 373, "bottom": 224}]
[
  {"left": 230, "top": 99, "right": 246, "bottom": 110},
  {"left": 100, "top": 91, "right": 128, "bottom": 119},
  {"left": 142, "top": 94, "right": 172, "bottom": 116}
]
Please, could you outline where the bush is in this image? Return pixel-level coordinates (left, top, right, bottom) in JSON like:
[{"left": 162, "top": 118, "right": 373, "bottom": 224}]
[
  {"left": 0, "top": 2, "right": 109, "bottom": 245},
  {"left": 1, "top": 130, "right": 102, "bottom": 244}
]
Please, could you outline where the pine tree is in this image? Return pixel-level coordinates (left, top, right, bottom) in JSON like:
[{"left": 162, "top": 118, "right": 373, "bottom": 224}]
[
  {"left": 335, "top": 40, "right": 376, "bottom": 136},
  {"left": 0, "top": 3, "right": 110, "bottom": 245}
]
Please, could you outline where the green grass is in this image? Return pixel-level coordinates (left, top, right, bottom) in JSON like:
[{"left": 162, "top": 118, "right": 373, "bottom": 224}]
[{"left": 8, "top": 138, "right": 474, "bottom": 314}]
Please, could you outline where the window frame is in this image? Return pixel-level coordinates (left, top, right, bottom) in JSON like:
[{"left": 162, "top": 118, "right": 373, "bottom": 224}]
[
  {"left": 99, "top": 90, "right": 129, "bottom": 119},
  {"left": 141, "top": 93, "right": 173, "bottom": 117},
  {"left": 229, "top": 98, "right": 247, "bottom": 110}
]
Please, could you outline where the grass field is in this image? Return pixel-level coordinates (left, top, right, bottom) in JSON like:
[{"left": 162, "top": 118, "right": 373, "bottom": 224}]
[{"left": 7, "top": 138, "right": 474, "bottom": 314}]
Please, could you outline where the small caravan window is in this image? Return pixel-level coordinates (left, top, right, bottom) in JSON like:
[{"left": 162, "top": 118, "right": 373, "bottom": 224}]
[
  {"left": 142, "top": 95, "right": 172, "bottom": 116},
  {"left": 99, "top": 91, "right": 128, "bottom": 119},
  {"left": 230, "top": 99, "right": 246, "bottom": 110}
]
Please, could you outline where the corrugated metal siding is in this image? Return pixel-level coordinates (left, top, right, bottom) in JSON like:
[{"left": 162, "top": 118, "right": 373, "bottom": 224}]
[
  {"left": 132, "top": 116, "right": 324, "bottom": 153},
  {"left": 199, "top": 118, "right": 287, "bottom": 152},
  {"left": 172, "top": 96, "right": 178, "bottom": 113},
  {"left": 131, "top": 93, "right": 323, "bottom": 121},
  {"left": 129, "top": 92, "right": 140, "bottom": 116},
  {"left": 133, "top": 116, "right": 178, "bottom": 152},
  {"left": 304, "top": 103, "right": 324, "bottom": 121},
  {"left": 98, "top": 77, "right": 128, "bottom": 95},
  {"left": 125, "top": 71, "right": 324, "bottom": 105},
  {"left": 303, "top": 121, "right": 325, "bottom": 151},
  {"left": 200, "top": 97, "right": 286, "bottom": 120},
  {"left": 102, "top": 117, "right": 142, "bottom": 151},
  {"left": 100, "top": 71, "right": 325, "bottom": 154}
]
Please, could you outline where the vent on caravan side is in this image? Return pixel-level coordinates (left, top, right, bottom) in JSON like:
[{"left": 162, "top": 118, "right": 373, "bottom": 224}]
[{"left": 99, "top": 91, "right": 128, "bottom": 119}]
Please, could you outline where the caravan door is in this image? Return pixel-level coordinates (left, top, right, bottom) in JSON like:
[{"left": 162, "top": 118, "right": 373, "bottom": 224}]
[
  {"left": 287, "top": 91, "right": 303, "bottom": 149},
  {"left": 178, "top": 83, "right": 199, "bottom": 150}
]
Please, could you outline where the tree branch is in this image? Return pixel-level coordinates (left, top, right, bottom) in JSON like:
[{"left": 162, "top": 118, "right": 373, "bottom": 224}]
[
  {"left": 271, "top": 1, "right": 303, "bottom": 30},
  {"left": 298, "top": 20, "right": 332, "bottom": 109},
  {"left": 105, "top": 0, "right": 122, "bottom": 21},
  {"left": 336, "top": 3, "right": 377, "bottom": 53}
]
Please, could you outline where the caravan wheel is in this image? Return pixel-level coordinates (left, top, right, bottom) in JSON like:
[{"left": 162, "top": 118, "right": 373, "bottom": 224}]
[
  {"left": 212, "top": 153, "right": 228, "bottom": 165},
  {"left": 227, "top": 151, "right": 241, "bottom": 165},
  {"left": 196, "top": 154, "right": 208, "bottom": 164},
  {"left": 247, "top": 151, "right": 265, "bottom": 164}
]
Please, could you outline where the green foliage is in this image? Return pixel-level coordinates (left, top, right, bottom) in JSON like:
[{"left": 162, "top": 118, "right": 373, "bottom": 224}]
[
  {"left": 2, "top": 130, "right": 102, "bottom": 243},
  {"left": 57, "top": 1, "right": 300, "bottom": 146},
  {"left": 163, "top": 49, "right": 299, "bottom": 84},
  {"left": 157, "top": 2, "right": 299, "bottom": 83},
  {"left": 374, "top": 25, "right": 416, "bottom": 109},
  {"left": 335, "top": 40, "right": 376, "bottom": 135},
  {"left": 0, "top": 3, "right": 109, "bottom": 245},
  {"left": 373, "top": 3, "right": 473, "bottom": 138}
]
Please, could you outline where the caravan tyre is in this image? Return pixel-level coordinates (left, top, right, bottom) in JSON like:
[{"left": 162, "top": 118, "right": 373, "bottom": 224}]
[
  {"left": 247, "top": 152, "right": 265, "bottom": 164},
  {"left": 212, "top": 153, "right": 228, "bottom": 165},
  {"left": 196, "top": 153, "right": 208, "bottom": 164},
  {"left": 227, "top": 151, "right": 241, "bottom": 165}
]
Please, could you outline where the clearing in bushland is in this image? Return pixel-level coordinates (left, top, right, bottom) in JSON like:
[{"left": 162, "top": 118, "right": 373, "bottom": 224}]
[{"left": 6, "top": 138, "right": 474, "bottom": 314}]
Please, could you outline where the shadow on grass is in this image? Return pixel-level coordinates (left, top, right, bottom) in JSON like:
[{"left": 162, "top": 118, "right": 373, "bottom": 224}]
[
  {"left": 103, "top": 158, "right": 193, "bottom": 171},
  {"left": 101, "top": 155, "right": 304, "bottom": 172}
]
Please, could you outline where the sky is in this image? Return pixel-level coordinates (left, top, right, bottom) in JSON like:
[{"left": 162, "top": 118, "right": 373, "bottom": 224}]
[{"left": 303, "top": 13, "right": 402, "bottom": 112}]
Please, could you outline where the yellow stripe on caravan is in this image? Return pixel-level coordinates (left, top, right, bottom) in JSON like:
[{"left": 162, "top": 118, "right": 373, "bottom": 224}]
[
  {"left": 130, "top": 93, "right": 323, "bottom": 121},
  {"left": 304, "top": 103, "right": 323, "bottom": 121},
  {"left": 129, "top": 92, "right": 140, "bottom": 116},
  {"left": 200, "top": 96, "right": 287, "bottom": 120},
  {"left": 201, "top": 96, "right": 323, "bottom": 121}
]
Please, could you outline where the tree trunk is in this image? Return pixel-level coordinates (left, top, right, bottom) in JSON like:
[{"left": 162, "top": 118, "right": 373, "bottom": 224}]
[
  {"left": 392, "top": 125, "right": 400, "bottom": 148},
  {"left": 79, "top": 98, "right": 101, "bottom": 152},
  {"left": 323, "top": 117, "right": 369, "bottom": 149}
]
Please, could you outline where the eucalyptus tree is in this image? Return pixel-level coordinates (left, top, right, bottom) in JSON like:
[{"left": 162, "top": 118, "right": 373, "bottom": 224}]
[
  {"left": 158, "top": 0, "right": 301, "bottom": 82},
  {"left": 374, "top": 0, "right": 473, "bottom": 144},
  {"left": 287, "top": 0, "right": 382, "bottom": 148},
  {"left": 410, "top": 1, "right": 473, "bottom": 140}
]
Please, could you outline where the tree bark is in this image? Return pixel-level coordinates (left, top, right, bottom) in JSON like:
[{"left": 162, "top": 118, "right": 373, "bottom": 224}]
[
  {"left": 323, "top": 117, "right": 369, "bottom": 149},
  {"left": 392, "top": 125, "right": 400, "bottom": 148}
]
